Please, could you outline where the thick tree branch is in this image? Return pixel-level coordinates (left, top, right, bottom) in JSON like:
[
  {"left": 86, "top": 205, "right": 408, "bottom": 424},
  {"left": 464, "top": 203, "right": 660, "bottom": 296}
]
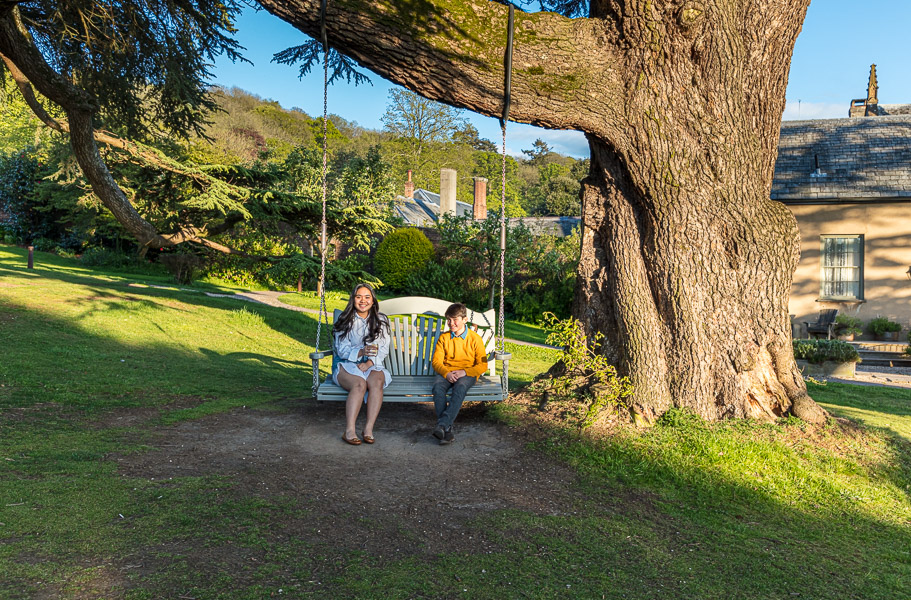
[
  {"left": 0, "top": 49, "right": 221, "bottom": 188},
  {"left": 256, "top": 0, "right": 625, "bottom": 134},
  {"left": 0, "top": 7, "right": 181, "bottom": 250}
]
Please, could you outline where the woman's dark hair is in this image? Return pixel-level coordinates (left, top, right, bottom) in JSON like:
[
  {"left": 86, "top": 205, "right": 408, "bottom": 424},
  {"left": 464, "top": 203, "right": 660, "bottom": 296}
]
[{"left": 333, "top": 283, "right": 389, "bottom": 344}]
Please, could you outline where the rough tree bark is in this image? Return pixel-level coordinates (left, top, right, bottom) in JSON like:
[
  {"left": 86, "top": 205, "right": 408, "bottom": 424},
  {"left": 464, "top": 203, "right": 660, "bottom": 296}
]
[{"left": 255, "top": 0, "right": 827, "bottom": 424}]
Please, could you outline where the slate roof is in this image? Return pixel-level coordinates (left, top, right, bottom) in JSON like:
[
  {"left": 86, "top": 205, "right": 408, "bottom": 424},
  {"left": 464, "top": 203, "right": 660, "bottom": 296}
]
[
  {"left": 393, "top": 189, "right": 472, "bottom": 226},
  {"left": 395, "top": 189, "right": 581, "bottom": 237},
  {"left": 772, "top": 115, "right": 911, "bottom": 202},
  {"left": 517, "top": 216, "right": 580, "bottom": 237},
  {"left": 879, "top": 104, "right": 911, "bottom": 116}
]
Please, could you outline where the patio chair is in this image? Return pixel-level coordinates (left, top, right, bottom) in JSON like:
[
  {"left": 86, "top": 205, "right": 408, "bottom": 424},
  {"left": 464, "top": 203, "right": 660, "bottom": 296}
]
[{"left": 803, "top": 309, "right": 838, "bottom": 340}]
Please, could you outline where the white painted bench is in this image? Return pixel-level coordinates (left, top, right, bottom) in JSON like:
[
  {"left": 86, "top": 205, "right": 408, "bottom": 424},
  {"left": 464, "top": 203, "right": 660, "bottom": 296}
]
[{"left": 309, "top": 296, "right": 511, "bottom": 402}]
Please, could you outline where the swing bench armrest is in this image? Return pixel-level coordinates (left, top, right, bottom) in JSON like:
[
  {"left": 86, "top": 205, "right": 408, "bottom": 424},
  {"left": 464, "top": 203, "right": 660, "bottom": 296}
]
[
  {"left": 309, "top": 350, "right": 333, "bottom": 380},
  {"left": 309, "top": 350, "right": 334, "bottom": 397},
  {"left": 494, "top": 351, "right": 511, "bottom": 396}
]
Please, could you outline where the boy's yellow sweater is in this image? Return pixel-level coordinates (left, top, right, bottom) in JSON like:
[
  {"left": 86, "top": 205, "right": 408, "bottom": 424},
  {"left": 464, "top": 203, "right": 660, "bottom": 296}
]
[{"left": 432, "top": 329, "right": 488, "bottom": 379}]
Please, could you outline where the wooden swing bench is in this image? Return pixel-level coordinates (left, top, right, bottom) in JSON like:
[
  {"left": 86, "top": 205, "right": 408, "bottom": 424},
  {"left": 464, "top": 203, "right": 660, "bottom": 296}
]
[{"left": 309, "top": 296, "right": 511, "bottom": 403}]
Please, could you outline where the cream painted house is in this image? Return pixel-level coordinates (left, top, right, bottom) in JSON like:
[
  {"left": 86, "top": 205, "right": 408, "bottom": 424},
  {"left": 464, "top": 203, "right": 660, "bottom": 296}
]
[{"left": 775, "top": 67, "right": 911, "bottom": 338}]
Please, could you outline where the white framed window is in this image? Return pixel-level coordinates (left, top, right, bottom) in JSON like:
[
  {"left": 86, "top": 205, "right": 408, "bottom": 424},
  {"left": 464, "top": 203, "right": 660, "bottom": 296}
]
[{"left": 820, "top": 235, "right": 863, "bottom": 301}]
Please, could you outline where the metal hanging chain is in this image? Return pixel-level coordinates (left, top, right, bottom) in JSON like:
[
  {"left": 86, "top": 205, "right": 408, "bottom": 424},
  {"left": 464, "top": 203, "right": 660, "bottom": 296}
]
[
  {"left": 315, "top": 0, "right": 330, "bottom": 361},
  {"left": 497, "top": 4, "right": 514, "bottom": 355}
]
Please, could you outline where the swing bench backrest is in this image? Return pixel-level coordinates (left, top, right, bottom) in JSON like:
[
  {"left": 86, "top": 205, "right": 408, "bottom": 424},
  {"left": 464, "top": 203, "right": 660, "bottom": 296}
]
[
  {"left": 309, "top": 296, "right": 510, "bottom": 402},
  {"left": 378, "top": 296, "right": 497, "bottom": 377}
]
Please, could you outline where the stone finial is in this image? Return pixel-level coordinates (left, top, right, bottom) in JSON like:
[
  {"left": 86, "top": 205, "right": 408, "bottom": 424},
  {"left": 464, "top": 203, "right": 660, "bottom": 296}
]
[{"left": 867, "top": 64, "right": 878, "bottom": 105}]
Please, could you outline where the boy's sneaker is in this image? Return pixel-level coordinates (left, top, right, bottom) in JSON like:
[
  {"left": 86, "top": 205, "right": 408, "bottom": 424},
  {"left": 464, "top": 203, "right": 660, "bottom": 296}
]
[
  {"left": 432, "top": 424, "right": 446, "bottom": 441},
  {"left": 440, "top": 427, "right": 455, "bottom": 445}
]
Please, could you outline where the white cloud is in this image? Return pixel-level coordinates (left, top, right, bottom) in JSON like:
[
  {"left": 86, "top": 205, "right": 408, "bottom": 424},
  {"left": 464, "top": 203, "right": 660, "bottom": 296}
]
[{"left": 782, "top": 101, "right": 848, "bottom": 121}]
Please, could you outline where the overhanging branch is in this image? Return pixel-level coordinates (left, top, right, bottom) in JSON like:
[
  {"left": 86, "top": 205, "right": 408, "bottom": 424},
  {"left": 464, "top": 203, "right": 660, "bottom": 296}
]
[{"left": 257, "top": 0, "right": 624, "bottom": 133}]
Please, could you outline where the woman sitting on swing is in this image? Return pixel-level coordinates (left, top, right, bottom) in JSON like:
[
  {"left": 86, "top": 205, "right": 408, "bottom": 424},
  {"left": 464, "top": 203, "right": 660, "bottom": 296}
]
[{"left": 333, "top": 282, "right": 391, "bottom": 445}]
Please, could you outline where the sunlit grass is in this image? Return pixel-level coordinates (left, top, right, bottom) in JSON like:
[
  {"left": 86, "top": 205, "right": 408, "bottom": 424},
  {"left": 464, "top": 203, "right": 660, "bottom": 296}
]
[
  {"left": 2, "top": 246, "right": 910, "bottom": 599},
  {"left": 812, "top": 380, "right": 911, "bottom": 441}
]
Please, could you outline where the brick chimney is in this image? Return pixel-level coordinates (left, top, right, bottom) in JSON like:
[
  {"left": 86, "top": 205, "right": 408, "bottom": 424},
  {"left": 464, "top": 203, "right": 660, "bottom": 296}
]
[
  {"left": 404, "top": 170, "right": 414, "bottom": 199},
  {"left": 439, "top": 168, "right": 457, "bottom": 216},
  {"left": 472, "top": 177, "right": 488, "bottom": 220}
]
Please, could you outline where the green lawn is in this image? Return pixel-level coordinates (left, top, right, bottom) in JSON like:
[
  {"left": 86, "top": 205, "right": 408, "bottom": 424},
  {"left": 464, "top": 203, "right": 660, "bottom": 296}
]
[
  {"left": 1, "top": 243, "right": 909, "bottom": 599},
  {"left": 815, "top": 380, "right": 911, "bottom": 440}
]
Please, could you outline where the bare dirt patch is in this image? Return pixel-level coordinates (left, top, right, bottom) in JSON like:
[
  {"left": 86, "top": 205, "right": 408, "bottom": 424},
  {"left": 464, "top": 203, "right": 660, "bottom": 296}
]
[{"left": 114, "top": 397, "right": 585, "bottom": 564}]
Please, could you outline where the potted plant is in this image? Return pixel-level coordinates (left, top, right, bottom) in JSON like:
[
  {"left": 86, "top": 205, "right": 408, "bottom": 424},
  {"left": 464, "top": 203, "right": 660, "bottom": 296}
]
[
  {"left": 868, "top": 316, "right": 902, "bottom": 342},
  {"left": 833, "top": 314, "right": 863, "bottom": 341},
  {"left": 793, "top": 339, "right": 861, "bottom": 378}
]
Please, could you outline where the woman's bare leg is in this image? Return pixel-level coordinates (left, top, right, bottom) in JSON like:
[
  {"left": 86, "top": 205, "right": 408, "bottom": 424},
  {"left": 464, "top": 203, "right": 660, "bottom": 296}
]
[
  {"left": 337, "top": 369, "right": 367, "bottom": 440},
  {"left": 363, "top": 371, "right": 385, "bottom": 438}
]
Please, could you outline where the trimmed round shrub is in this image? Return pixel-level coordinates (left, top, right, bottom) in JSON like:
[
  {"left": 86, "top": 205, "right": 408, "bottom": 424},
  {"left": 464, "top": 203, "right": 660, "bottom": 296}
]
[
  {"left": 374, "top": 227, "right": 434, "bottom": 290},
  {"left": 792, "top": 339, "right": 860, "bottom": 364}
]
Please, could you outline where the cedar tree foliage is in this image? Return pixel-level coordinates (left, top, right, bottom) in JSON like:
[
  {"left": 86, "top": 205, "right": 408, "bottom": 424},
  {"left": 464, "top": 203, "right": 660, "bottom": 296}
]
[{"left": 0, "top": 1, "right": 390, "bottom": 259}]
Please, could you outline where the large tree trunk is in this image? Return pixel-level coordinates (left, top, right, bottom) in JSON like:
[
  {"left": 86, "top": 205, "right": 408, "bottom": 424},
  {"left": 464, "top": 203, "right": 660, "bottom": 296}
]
[
  {"left": 566, "top": 1, "right": 825, "bottom": 423},
  {"left": 575, "top": 139, "right": 819, "bottom": 423},
  {"left": 5, "top": 0, "right": 825, "bottom": 422},
  {"left": 252, "top": 0, "right": 828, "bottom": 424}
]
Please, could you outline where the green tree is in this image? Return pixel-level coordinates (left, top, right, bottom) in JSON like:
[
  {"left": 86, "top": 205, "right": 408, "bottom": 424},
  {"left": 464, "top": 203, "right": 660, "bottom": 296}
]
[
  {"left": 381, "top": 88, "right": 467, "bottom": 175},
  {"left": 435, "top": 213, "right": 535, "bottom": 310},
  {"left": 0, "top": 74, "right": 42, "bottom": 155},
  {"left": 454, "top": 122, "right": 497, "bottom": 153},
  {"left": 255, "top": 0, "right": 826, "bottom": 424},
  {"left": 0, "top": 3, "right": 390, "bottom": 271},
  {"left": 524, "top": 161, "right": 581, "bottom": 216},
  {"left": 0, "top": 1, "right": 248, "bottom": 251}
]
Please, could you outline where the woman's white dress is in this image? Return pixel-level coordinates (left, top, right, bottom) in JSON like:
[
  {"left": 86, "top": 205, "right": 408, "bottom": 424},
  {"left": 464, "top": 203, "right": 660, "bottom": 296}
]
[{"left": 332, "top": 314, "right": 392, "bottom": 388}]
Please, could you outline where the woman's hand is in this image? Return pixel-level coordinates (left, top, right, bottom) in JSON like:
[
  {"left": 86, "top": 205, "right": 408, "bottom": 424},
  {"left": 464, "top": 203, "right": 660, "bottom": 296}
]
[
  {"left": 358, "top": 345, "right": 377, "bottom": 359},
  {"left": 358, "top": 359, "right": 373, "bottom": 372}
]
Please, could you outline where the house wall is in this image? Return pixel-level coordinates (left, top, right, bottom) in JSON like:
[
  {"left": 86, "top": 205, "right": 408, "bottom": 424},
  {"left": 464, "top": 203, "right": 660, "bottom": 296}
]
[{"left": 788, "top": 202, "right": 911, "bottom": 337}]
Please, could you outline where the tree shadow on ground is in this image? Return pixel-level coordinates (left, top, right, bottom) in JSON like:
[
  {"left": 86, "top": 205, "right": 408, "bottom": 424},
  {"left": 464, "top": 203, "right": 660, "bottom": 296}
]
[{"left": 1, "top": 256, "right": 910, "bottom": 599}]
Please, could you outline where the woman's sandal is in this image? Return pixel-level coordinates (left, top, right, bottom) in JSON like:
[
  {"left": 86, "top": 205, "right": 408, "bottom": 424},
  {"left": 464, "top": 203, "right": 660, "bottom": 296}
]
[
  {"left": 342, "top": 433, "right": 362, "bottom": 446},
  {"left": 361, "top": 431, "right": 375, "bottom": 444}
]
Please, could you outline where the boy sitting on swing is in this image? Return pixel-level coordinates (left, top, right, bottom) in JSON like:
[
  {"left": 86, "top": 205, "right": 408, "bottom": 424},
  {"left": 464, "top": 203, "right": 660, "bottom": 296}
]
[{"left": 431, "top": 303, "right": 489, "bottom": 445}]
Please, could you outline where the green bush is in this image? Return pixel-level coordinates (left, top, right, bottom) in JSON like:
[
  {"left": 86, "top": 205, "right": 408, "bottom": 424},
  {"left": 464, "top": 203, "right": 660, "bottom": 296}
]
[
  {"left": 868, "top": 316, "right": 901, "bottom": 336},
  {"left": 374, "top": 227, "right": 434, "bottom": 290},
  {"left": 159, "top": 253, "right": 204, "bottom": 285},
  {"left": 78, "top": 247, "right": 165, "bottom": 275},
  {"left": 834, "top": 314, "right": 863, "bottom": 336},
  {"left": 404, "top": 258, "right": 471, "bottom": 303},
  {"left": 80, "top": 247, "right": 140, "bottom": 269},
  {"left": 30, "top": 237, "right": 56, "bottom": 252},
  {"left": 792, "top": 339, "right": 860, "bottom": 364},
  {"left": 540, "top": 312, "right": 633, "bottom": 428}
]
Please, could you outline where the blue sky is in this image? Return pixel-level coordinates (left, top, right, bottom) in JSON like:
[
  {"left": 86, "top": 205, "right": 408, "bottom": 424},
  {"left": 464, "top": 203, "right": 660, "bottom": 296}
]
[{"left": 212, "top": 1, "right": 910, "bottom": 159}]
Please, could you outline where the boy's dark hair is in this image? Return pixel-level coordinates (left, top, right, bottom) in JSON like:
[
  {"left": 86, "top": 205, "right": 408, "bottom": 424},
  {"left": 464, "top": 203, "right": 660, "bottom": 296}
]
[{"left": 445, "top": 303, "right": 468, "bottom": 319}]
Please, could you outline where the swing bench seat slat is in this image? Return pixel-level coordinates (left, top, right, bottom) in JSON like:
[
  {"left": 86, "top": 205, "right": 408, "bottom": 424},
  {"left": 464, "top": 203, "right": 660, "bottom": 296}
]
[{"left": 309, "top": 296, "right": 511, "bottom": 403}]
